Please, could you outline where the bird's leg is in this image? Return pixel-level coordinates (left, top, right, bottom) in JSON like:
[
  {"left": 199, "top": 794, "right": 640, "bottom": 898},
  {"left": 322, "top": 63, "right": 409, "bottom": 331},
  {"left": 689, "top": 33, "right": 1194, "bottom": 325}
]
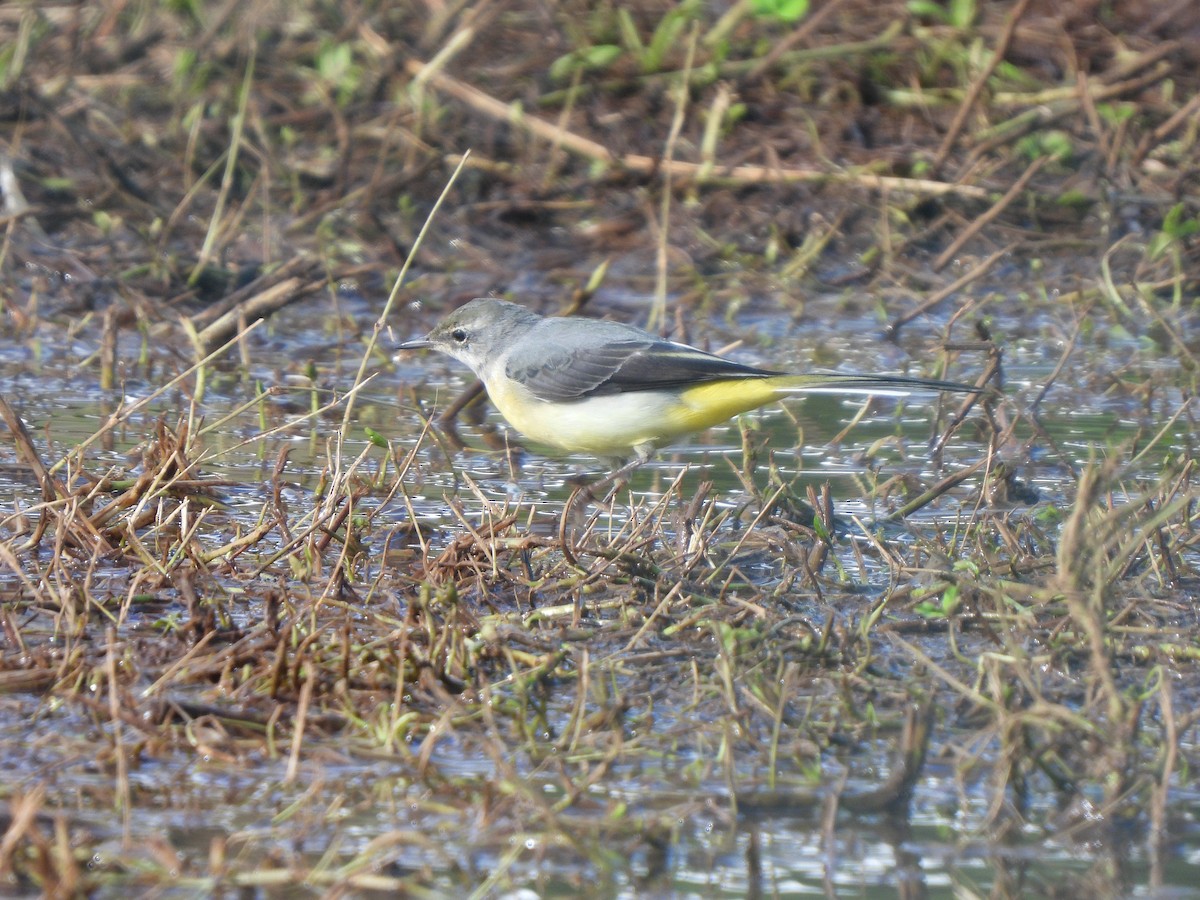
[
  {"left": 558, "top": 444, "right": 656, "bottom": 563},
  {"left": 566, "top": 444, "right": 655, "bottom": 514}
]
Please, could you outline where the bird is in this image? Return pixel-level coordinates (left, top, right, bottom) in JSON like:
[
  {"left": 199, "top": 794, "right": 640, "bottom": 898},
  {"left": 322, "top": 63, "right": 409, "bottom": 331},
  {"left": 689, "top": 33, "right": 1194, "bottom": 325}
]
[{"left": 397, "top": 298, "right": 978, "bottom": 472}]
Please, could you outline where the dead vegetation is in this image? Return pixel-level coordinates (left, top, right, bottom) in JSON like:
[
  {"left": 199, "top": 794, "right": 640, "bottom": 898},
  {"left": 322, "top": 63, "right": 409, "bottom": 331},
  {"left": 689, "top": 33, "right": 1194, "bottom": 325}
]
[{"left": 1, "top": 0, "right": 1199, "bottom": 895}]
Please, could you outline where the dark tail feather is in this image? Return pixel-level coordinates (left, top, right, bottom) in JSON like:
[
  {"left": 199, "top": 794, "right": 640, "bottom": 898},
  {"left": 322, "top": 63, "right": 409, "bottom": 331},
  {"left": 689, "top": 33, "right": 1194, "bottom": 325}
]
[{"left": 772, "top": 372, "right": 980, "bottom": 397}]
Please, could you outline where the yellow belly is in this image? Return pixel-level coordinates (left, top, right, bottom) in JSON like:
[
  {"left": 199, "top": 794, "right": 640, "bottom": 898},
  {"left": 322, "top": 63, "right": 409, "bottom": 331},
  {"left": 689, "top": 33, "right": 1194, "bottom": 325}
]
[{"left": 484, "top": 376, "right": 783, "bottom": 456}]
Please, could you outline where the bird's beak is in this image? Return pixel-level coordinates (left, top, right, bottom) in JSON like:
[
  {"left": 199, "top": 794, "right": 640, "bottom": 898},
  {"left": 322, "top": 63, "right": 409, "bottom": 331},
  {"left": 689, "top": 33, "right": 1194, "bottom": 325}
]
[{"left": 396, "top": 336, "right": 432, "bottom": 351}]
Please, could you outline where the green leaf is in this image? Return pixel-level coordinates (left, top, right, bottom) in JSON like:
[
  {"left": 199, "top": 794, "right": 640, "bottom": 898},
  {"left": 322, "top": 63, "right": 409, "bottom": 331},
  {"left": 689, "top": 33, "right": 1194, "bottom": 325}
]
[
  {"left": 644, "top": 10, "right": 687, "bottom": 72},
  {"left": 750, "top": 0, "right": 810, "bottom": 23},
  {"left": 616, "top": 8, "right": 643, "bottom": 53},
  {"left": 1147, "top": 232, "right": 1173, "bottom": 261},
  {"left": 1056, "top": 189, "right": 1092, "bottom": 208},
  {"left": 1097, "top": 101, "right": 1135, "bottom": 126},
  {"left": 940, "top": 583, "right": 961, "bottom": 616},
  {"left": 811, "top": 513, "right": 831, "bottom": 542},
  {"left": 915, "top": 583, "right": 960, "bottom": 618},
  {"left": 549, "top": 44, "right": 622, "bottom": 81},
  {"left": 1016, "top": 130, "right": 1072, "bottom": 163},
  {"left": 949, "top": 0, "right": 976, "bottom": 28},
  {"left": 1040, "top": 130, "right": 1073, "bottom": 162},
  {"left": 317, "top": 42, "right": 352, "bottom": 85},
  {"left": 1162, "top": 202, "right": 1200, "bottom": 239},
  {"left": 907, "top": 0, "right": 949, "bottom": 22}
]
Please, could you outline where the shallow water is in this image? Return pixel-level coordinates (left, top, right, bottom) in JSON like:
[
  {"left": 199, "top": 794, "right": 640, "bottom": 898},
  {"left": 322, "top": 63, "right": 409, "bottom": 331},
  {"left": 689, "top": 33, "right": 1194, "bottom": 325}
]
[{"left": 2, "top": 278, "right": 1198, "bottom": 897}]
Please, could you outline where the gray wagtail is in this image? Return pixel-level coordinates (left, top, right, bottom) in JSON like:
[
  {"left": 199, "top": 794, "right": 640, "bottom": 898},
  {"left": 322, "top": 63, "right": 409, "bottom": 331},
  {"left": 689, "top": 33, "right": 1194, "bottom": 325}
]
[{"left": 398, "top": 298, "right": 978, "bottom": 470}]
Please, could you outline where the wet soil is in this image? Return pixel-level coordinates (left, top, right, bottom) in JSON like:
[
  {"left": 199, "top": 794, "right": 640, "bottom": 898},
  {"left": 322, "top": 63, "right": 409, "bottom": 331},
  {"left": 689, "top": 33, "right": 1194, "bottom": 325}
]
[{"left": 2, "top": 1, "right": 1200, "bottom": 896}]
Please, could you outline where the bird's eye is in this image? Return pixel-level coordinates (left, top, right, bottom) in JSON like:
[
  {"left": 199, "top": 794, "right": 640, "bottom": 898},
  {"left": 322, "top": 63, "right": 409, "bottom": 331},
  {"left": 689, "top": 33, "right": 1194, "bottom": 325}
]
[{"left": 451, "top": 328, "right": 468, "bottom": 343}]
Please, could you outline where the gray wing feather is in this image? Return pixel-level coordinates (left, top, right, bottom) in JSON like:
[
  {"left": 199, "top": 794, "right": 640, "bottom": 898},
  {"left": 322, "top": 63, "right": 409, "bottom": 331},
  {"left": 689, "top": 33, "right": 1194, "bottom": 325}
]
[{"left": 505, "top": 319, "right": 776, "bottom": 403}]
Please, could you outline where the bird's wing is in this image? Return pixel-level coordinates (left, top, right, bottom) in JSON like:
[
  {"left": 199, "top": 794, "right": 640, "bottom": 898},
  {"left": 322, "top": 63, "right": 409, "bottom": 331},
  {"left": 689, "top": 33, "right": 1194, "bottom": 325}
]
[{"left": 504, "top": 326, "right": 775, "bottom": 403}]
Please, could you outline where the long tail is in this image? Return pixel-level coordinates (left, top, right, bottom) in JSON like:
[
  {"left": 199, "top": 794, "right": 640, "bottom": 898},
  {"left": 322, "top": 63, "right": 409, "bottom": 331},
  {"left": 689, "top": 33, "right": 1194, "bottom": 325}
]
[{"left": 767, "top": 372, "right": 980, "bottom": 398}]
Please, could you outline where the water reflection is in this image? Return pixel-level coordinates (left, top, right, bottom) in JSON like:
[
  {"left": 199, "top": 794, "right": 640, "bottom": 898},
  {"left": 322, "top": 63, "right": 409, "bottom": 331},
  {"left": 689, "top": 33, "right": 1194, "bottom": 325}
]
[{"left": 2, "top": 297, "right": 1197, "bottom": 898}]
